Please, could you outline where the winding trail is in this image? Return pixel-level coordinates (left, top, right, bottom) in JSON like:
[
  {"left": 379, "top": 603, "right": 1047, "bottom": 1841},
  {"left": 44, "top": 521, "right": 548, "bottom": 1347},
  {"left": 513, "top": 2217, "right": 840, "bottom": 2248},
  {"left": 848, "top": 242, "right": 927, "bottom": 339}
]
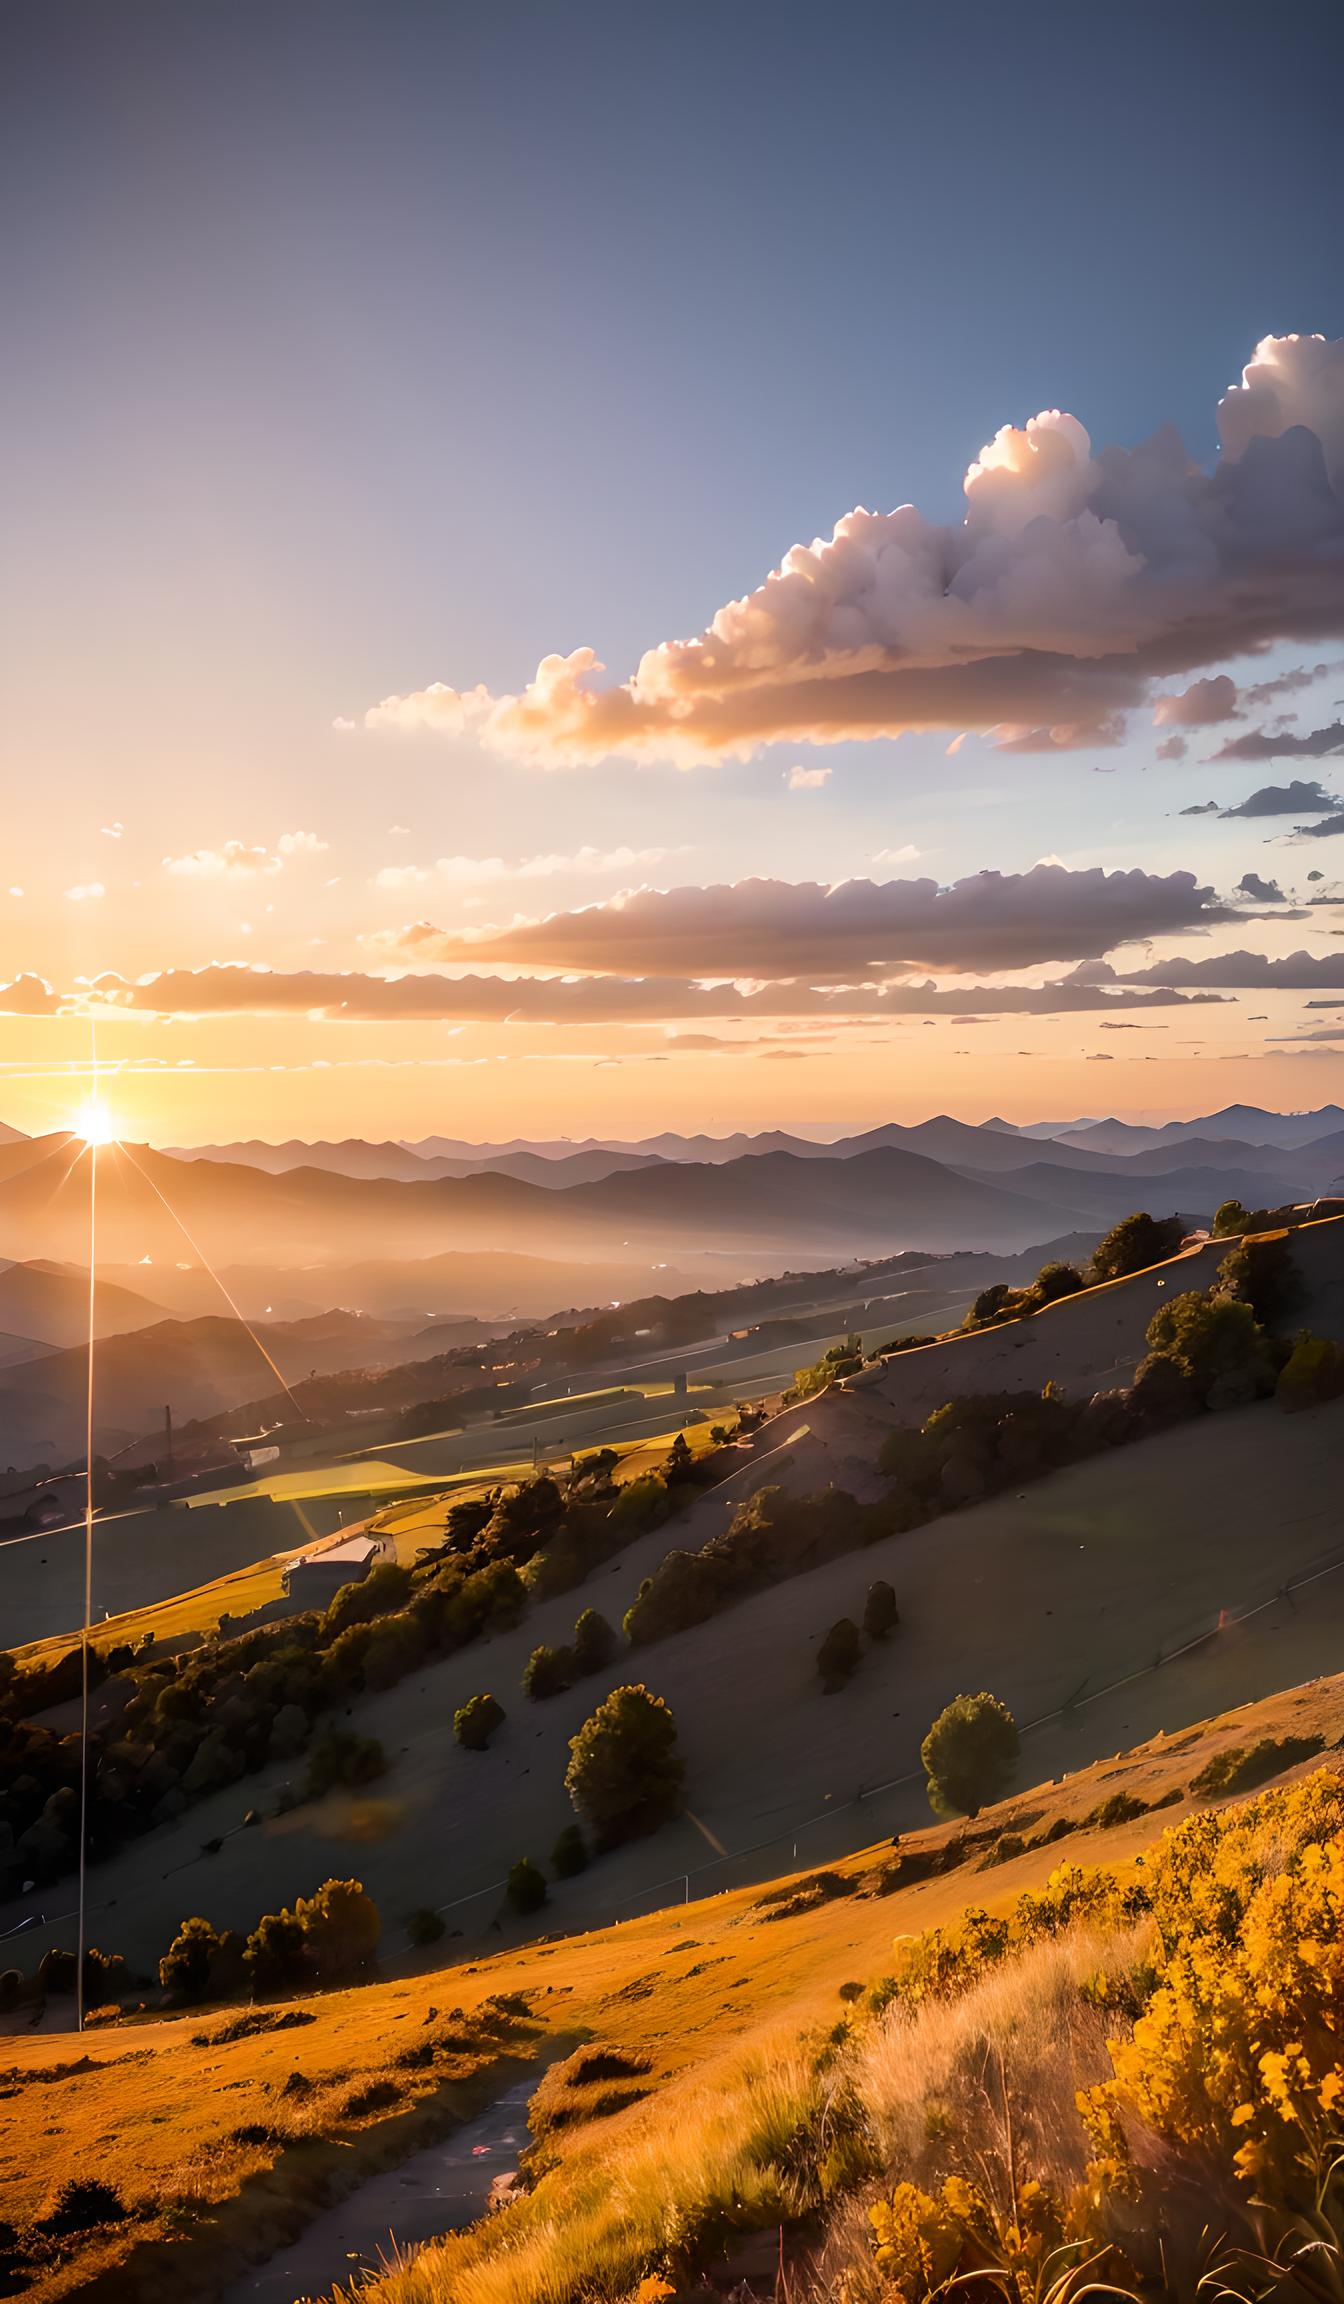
[{"left": 219, "top": 2072, "right": 535, "bottom": 2303}]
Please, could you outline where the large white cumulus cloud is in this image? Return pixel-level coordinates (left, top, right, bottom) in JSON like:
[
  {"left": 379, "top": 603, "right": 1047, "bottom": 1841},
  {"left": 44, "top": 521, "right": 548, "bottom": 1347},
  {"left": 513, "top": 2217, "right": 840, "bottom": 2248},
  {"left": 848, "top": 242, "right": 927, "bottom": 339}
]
[{"left": 361, "top": 333, "right": 1344, "bottom": 767}]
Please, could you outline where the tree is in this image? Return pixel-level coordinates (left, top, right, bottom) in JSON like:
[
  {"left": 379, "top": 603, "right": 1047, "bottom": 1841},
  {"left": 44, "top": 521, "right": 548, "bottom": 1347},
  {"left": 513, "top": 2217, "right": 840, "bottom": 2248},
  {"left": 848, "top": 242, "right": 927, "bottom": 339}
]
[
  {"left": 921, "top": 1692, "right": 1019, "bottom": 1818},
  {"left": 506, "top": 1857, "right": 548, "bottom": 1915},
  {"left": 1087, "top": 1212, "right": 1183, "bottom": 1284},
  {"left": 407, "top": 1906, "right": 445, "bottom": 1946},
  {"left": 1277, "top": 1330, "right": 1344, "bottom": 1412},
  {"left": 862, "top": 1580, "right": 900, "bottom": 1639},
  {"left": 1143, "top": 1290, "right": 1275, "bottom": 1409},
  {"left": 817, "top": 1617, "right": 862, "bottom": 1689},
  {"left": 551, "top": 1822, "right": 589, "bottom": 1878},
  {"left": 159, "top": 1914, "right": 245, "bottom": 2004},
  {"left": 295, "top": 1877, "right": 380, "bottom": 1980},
  {"left": 1215, "top": 1232, "right": 1300, "bottom": 1328},
  {"left": 570, "top": 1608, "right": 618, "bottom": 1677},
  {"left": 454, "top": 1692, "right": 505, "bottom": 1750},
  {"left": 1029, "top": 1261, "right": 1084, "bottom": 1308},
  {"left": 565, "top": 1685, "right": 684, "bottom": 1849},
  {"left": 1213, "top": 1199, "right": 1250, "bottom": 1237},
  {"left": 305, "top": 1731, "right": 386, "bottom": 1797},
  {"left": 522, "top": 1643, "right": 574, "bottom": 1700}
]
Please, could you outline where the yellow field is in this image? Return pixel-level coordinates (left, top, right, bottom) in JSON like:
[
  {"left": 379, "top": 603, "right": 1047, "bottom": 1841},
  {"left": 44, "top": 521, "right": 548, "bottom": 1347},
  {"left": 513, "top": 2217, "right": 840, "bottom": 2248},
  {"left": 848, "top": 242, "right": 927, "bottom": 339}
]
[{"left": 2, "top": 1664, "right": 1340, "bottom": 2303}]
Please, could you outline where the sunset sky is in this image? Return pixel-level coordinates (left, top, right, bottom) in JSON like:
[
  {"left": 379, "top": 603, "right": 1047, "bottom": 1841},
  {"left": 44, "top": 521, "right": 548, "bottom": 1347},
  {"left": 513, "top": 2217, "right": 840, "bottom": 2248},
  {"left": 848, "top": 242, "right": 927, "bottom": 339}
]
[{"left": 5, "top": 0, "right": 1344, "bottom": 1146}]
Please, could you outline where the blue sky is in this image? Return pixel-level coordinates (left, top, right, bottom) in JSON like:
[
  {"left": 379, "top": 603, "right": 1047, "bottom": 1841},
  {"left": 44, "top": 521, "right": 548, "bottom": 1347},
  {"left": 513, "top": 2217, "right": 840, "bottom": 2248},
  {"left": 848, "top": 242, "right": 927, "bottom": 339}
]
[{"left": 3, "top": 1, "right": 1343, "bottom": 1141}]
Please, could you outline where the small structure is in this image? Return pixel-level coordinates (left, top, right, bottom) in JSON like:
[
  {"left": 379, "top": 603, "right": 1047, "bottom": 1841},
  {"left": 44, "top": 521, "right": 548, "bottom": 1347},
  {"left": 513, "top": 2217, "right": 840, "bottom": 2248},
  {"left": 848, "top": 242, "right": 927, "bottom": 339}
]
[{"left": 282, "top": 1532, "right": 385, "bottom": 1607}]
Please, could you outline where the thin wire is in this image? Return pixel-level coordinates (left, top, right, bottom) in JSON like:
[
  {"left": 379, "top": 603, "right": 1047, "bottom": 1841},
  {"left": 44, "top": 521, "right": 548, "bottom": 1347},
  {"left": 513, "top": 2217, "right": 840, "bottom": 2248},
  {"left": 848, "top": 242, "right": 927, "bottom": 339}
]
[
  {"left": 117, "top": 1140, "right": 310, "bottom": 1420},
  {"left": 75, "top": 1044, "right": 98, "bottom": 2034}
]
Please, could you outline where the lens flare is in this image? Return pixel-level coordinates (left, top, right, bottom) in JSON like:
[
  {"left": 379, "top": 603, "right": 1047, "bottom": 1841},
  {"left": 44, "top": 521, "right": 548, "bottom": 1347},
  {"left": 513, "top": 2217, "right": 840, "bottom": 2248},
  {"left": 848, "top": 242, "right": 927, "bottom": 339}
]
[{"left": 74, "top": 1097, "right": 117, "bottom": 1147}]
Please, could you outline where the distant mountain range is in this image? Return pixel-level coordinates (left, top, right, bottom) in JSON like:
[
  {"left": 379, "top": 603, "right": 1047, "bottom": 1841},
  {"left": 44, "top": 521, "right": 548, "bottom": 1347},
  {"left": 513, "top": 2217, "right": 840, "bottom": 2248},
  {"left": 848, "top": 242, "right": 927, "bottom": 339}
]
[
  {"left": 161, "top": 1103, "right": 1344, "bottom": 1179},
  {"left": 0, "top": 1103, "right": 1337, "bottom": 1463}
]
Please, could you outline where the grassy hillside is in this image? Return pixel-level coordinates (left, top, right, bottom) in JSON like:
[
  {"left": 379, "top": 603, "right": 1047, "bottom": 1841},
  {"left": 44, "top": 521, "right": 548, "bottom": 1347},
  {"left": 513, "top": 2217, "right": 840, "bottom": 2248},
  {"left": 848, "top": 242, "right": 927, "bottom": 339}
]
[{"left": 2, "top": 1670, "right": 1341, "bottom": 2303}]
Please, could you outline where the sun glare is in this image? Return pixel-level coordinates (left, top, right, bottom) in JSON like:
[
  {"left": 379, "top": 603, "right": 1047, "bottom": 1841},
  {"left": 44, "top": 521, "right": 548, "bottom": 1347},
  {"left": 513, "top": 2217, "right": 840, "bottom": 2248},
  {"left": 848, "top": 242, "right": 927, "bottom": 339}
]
[{"left": 75, "top": 1097, "right": 118, "bottom": 1147}]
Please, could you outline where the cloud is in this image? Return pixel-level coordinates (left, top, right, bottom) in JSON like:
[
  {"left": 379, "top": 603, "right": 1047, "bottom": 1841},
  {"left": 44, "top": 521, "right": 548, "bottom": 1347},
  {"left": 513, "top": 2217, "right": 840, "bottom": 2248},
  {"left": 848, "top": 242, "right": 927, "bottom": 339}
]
[
  {"left": 1179, "top": 801, "right": 1220, "bottom": 815},
  {"left": 64, "top": 882, "right": 105, "bottom": 902},
  {"left": 1153, "top": 675, "right": 1239, "bottom": 727},
  {"left": 371, "top": 844, "right": 681, "bottom": 892},
  {"left": 101, "top": 822, "right": 124, "bottom": 840},
  {"left": 1094, "top": 949, "right": 1344, "bottom": 990},
  {"left": 78, "top": 962, "right": 1223, "bottom": 1027},
  {"left": 1243, "top": 659, "right": 1342, "bottom": 708},
  {"left": 381, "top": 865, "right": 1229, "bottom": 981},
  {"left": 1213, "top": 720, "right": 1344, "bottom": 763},
  {"left": 277, "top": 829, "right": 330, "bottom": 857},
  {"left": 164, "top": 840, "right": 284, "bottom": 878},
  {"left": 0, "top": 974, "right": 61, "bottom": 1015},
  {"left": 1236, "top": 872, "right": 1286, "bottom": 903},
  {"left": 871, "top": 844, "right": 922, "bottom": 865},
  {"left": 358, "top": 332, "right": 1344, "bottom": 769},
  {"left": 1293, "top": 809, "right": 1344, "bottom": 841},
  {"left": 786, "top": 765, "right": 831, "bottom": 790},
  {"left": 1220, "top": 779, "right": 1342, "bottom": 818},
  {"left": 1156, "top": 735, "right": 1188, "bottom": 762}
]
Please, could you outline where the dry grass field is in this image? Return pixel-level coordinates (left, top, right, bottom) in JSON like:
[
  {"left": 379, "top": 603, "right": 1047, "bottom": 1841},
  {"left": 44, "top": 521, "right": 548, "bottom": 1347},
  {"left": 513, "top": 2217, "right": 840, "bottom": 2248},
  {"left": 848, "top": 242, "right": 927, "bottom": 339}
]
[{"left": 2, "top": 1666, "right": 1341, "bottom": 2303}]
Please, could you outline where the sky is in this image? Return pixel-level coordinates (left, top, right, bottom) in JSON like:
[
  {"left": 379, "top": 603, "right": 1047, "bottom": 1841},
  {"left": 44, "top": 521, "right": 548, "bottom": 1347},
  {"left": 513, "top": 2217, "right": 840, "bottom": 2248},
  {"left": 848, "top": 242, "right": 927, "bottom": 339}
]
[{"left": 3, "top": 0, "right": 1344, "bottom": 1146}]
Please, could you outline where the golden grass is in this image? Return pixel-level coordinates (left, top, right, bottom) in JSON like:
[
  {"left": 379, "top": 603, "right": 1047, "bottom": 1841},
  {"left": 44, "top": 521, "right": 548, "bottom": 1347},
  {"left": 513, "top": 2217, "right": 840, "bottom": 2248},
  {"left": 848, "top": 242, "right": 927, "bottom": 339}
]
[{"left": 4, "top": 1666, "right": 1340, "bottom": 2303}]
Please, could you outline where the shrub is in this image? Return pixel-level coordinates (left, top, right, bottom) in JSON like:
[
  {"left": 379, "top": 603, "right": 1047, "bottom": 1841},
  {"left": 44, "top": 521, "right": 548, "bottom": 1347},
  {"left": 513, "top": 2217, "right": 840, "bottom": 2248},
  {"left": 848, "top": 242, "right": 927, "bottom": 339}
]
[
  {"left": 159, "top": 1914, "right": 247, "bottom": 2004},
  {"left": 565, "top": 1685, "right": 684, "bottom": 1849},
  {"left": 792, "top": 1337, "right": 865, "bottom": 1396},
  {"left": 1214, "top": 1197, "right": 1250, "bottom": 1236},
  {"left": 407, "top": 1905, "right": 446, "bottom": 1947},
  {"left": 522, "top": 1643, "right": 574, "bottom": 1700},
  {"left": 1142, "top": 1290, "right": 1275, "bottom": 1409},
  {"left": 551, "top": 1822, "right": 589, "bottom": 1878},
  {"left": 506, "top": 1857, "right": 548, "bottom": 1915},
  {"left": 0, "top": 1970, "right": 21, "bottom": 2011},
  {"left": 305, "top": 1731, "right": 387, "bottom": 1797},
  {"left": 1191, "top": 1733, "right": 1323, "bottom": 1800},
  {"left": 1276, "top": 1328, "right": 1344, "bottom": 1411},
  {"left": 454, "top": 1692, "right": 506, "bottom": 1750},
  {"left": 817, "top": 1617, "right": 862, "bottom": 1689},
  {"left": 921, "top": 1692, "right": 1019, "bottom": 1818},
  {"left": 245, "top": 1877, "right": 379, "bottom": 1992},
  {"left": 39, "top": 2178, "right": 127, "bottom": 2235},
  {"left": 1215, "top": 1230, "right": 1300, "bottom": 1327},
  {"left": 321, "top": 1560, "right": 413, "bottom": 1638},
  {"left": 624, "top": 1485, "right": 856, "bottom": 1643},
  {"left": 1087, "top": 1211, "right": 1183, "bottom": 1282},
  {"left": 862, "top": 1579, "right": 900, "bottom": 1638},
  {"left": 570, "top": 1607, "right": 618, "bottom": 1677}
]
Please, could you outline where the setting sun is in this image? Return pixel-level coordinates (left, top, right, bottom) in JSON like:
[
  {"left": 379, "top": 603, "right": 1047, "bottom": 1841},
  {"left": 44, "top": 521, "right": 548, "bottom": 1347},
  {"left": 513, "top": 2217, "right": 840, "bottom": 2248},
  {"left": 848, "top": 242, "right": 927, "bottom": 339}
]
[{"left": 74, "top": 1097, "right": 118, "bottom": 1147}]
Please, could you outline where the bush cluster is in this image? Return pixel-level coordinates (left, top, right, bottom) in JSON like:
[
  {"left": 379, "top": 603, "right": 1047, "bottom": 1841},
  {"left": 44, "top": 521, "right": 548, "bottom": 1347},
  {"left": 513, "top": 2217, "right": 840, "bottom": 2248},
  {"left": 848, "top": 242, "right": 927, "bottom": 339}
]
[
  {"left": 0, "top": 1434, "right": 728, "bottom": 1897},
  {"left": 623, "top": 1483, "right": 857, "bottom": 1644},
  {"left": 160, "top": 1876, "right": 379, "bottom": 2002},
  {"left": 522, "top": 1608, "right": 619, "bottom": 1700}
]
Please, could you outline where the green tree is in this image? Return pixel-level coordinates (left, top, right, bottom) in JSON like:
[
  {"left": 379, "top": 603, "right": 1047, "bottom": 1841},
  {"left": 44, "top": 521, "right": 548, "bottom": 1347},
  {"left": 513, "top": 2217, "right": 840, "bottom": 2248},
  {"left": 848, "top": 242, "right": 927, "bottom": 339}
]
[
  {"left": 862, "top": 1579, "right": 900, "bottom": 1639},
  {"left": 296, "top": 1878, "right": 380, "bottom": 1981},
  {"left": 506, "top": 1857, "right": 548, "bottom": 1915},
  {"left": 817, "top": 1617, "right": 862, "bottom": 1688},
  {"left": 921, "top": 1691, "right": 1019, "bottom": 1818},
  {"left": 1213, "top": 1198, "right": 1250, "bottom": 1237},
  {"left": 1215, "top": 1232, "right": 1300, "bottom": 1327},
  {"left": 551, "top": 1822, "right": 589, "bottom": 1878},
  {"left": 565, "top": 1685, "right": 684, "bottom": 1849},
  {"left": 1028, "top": 1260, "right": 1085, "bottom": 1308},
  {"left": 570, "top": 1607, "right": 618, "bottom": 1677},
  {"left": 1087, "top": 1212, "right": 1184, "bottom": 1284},
  {"left": 522, "top": 1643, "right": 574, "bottom": 1700},
  {"left": 158, "top": 1915, "right": 246, "bottom": 2004},
  {"left": 1143, "top": 1290, "right": 1275, "bottom": 1408},
  {"left": 454, "top": 1692, "right": 506, "bottom": 1750}
]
